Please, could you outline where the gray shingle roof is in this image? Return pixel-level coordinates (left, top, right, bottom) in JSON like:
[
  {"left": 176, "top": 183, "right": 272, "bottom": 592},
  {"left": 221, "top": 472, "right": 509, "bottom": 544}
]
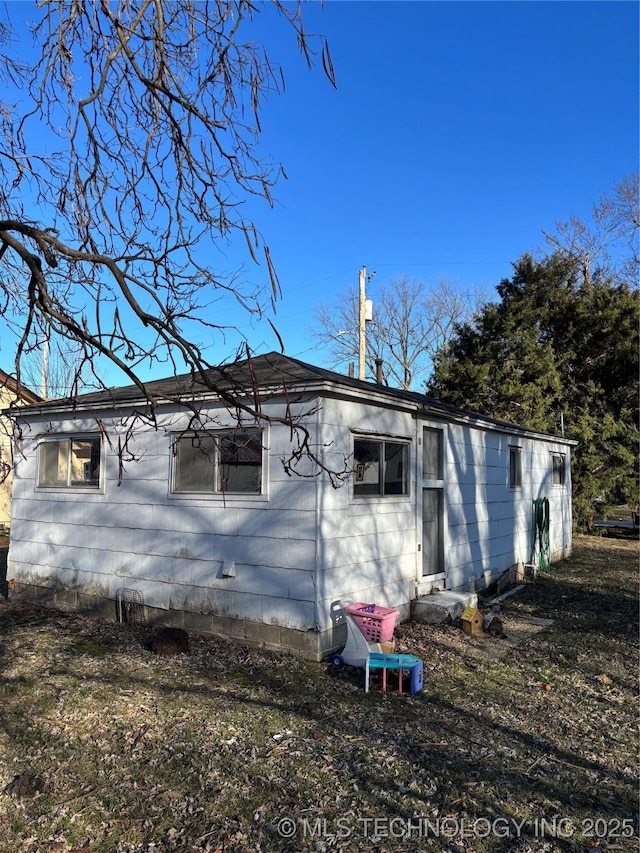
[{"left": 9, "top": 351, "right": 574, "bottom": 443}]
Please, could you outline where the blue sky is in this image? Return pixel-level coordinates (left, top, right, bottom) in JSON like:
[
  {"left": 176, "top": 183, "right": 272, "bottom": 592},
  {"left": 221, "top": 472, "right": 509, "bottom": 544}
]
[
  {"left": 1, "top": 1, "right": 638, "bottom": 387},
  {"left": 208, "top": 0, "right": 638, "bottom": 369}
]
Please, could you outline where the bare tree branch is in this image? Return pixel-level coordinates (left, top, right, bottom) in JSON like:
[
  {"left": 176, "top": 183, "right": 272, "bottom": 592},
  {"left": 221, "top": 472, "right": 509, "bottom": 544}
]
[
  {"left": 0, "top": 0, "right": 342, "bottom": 480},
  {"left": 541, "top": 173, "right": 639, "bottom": 288},
  {"left": 314, "top": 275, "right": 483, "bottom": 390}
]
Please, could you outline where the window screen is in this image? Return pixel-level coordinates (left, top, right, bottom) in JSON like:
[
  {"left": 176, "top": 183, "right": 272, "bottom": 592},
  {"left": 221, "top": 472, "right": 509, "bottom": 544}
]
[
  {"left": 353, "top": 438, "right": 408, "bottom": 497},
  {"left": 38, "top": 437, "right": 101, "bottom": 488},
  {"left": 509, "top": 446, "right": 522, "bottom": 489},
  {"left": 552, "top": 453, "right": 565, "bottom": 485},
  {"left": 422, "top": 427, "right": 443, "bottom": 480},
  {"left": 174, "top": 430, "right": 262, "bottom": 494}
]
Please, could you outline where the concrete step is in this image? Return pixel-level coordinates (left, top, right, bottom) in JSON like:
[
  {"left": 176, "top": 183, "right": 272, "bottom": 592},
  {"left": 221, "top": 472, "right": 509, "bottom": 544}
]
[{"left": 413, "top": 590, "right": 478, "bottom": 624}]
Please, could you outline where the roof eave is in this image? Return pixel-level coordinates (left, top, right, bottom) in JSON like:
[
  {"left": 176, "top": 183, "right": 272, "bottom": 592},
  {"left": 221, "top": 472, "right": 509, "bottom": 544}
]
[{"left": 7, "top": 375, "right": 576, "bottom": 446}]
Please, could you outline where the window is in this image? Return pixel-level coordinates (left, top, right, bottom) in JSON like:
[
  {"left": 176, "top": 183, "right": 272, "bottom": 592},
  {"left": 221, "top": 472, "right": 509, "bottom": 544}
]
[
  {"left": 173, "top": 430, "right": 262, "bottom": 494},
  {"left": 353, "top": 438, "right": 409, "bottom": 497},
  {"left": 552, "top": 453, "right": 566, "bottom": 486},
  {"left": 509, "top": 445, "right": 522, "bottom": 489},
  {"left": 38, "top": 437, "right": 101, "bottom": 488},
  {"left": 422, "top": 426, "right": 443, "bottom": 480}
]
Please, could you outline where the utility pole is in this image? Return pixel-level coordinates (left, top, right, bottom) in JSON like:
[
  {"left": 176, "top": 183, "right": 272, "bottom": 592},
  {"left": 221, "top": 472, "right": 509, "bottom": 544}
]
[
  {"left": 357, "top": 266, "right": 375, "bottom": 380},
  {"left": 357, "top": 265, "right": 375, "bottom": 381},
  {"left": 41, "top": 331, "right": 49, "bottom": 399},
  {"left": 358, "top": 266, "right": 366, "bottom": 380}
]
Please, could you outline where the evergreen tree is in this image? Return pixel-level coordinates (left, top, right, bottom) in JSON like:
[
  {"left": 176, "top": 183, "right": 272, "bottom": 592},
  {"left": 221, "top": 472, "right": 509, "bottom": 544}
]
[{"left": 429, "top": 254, "right": 639, "bottom": 528}]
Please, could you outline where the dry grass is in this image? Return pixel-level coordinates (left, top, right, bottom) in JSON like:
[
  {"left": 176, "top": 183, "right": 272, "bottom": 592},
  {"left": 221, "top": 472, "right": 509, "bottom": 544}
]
[{"left": 0, "top": 533, "right": 637, "bottom": 853}]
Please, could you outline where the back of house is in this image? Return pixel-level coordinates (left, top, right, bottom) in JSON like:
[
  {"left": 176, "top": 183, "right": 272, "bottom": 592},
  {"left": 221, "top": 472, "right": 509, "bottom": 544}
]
[{"left": 6, "top": 352, "right": 575, "bottom": 658}]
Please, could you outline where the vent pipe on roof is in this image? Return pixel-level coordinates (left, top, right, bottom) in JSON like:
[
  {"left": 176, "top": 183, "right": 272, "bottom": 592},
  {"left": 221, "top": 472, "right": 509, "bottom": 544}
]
[{"left": 375, "top": 358, "right": 383, "bottom": 384}]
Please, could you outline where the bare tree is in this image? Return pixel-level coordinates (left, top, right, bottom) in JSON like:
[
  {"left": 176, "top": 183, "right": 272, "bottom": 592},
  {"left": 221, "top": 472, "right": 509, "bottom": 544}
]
[
  {"left": 541, "top": 173, "right": 639, "bottom": 287},
  {"left": 12, "top": 325, "right": 95, "bottom": 400},
  {"left": 0, "top": 0, "right": 344, "bottom": 479},
  {"left": 314, "top": 275, "right": 482, "bottom": 390}
]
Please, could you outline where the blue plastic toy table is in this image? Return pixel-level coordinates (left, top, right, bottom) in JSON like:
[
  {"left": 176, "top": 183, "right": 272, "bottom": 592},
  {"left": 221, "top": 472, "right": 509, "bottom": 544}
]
[{"left": 365, "top": 653, "right": 423, "bottom": 695}]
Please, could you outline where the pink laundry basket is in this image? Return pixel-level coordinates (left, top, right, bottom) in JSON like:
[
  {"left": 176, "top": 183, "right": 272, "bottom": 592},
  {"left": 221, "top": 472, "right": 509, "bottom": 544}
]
[{"left": 344, "top": 602, "right": 399, "bottom": 644}]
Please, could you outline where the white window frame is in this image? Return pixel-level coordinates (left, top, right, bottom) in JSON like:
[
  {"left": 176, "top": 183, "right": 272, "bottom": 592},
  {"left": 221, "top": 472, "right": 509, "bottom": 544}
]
[
  {"left": 509, "top": 445, "right": 522, "bottom": 490},
  {"left": 551, "top": 452, "right": 566, "bottom": 486},
  {"left": 37, "top": 435, "right": 102, "bottom": 490},
  {"left": 171, "top": 428, "right": 265, "bottom": 497},
  {"left": 352, "top": 435, "right": 410, "bottom": 498}
]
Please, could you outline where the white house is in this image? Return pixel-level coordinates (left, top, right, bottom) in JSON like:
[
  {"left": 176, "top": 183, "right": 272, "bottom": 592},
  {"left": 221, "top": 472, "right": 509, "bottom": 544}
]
[{"left": 6, "top": 352, "right": 575, "bottom": 658}]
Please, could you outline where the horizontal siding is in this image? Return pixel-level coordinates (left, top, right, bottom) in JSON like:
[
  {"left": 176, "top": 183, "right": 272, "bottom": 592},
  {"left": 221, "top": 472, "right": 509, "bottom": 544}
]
[
  {"left": 442, "top": 423, "right": 572, "bottom": 590},
  {"left": 9, "top": 404, "right": 325, "bottom": 630},
  {"left": 9, "top": 392, "right": 574, "bottom": 642},
  {"left": 10, "top": 515, "right": 316, "bottom": 571},
  {"left": 315, "top": 402, "right": 418, "bottom": 622}
]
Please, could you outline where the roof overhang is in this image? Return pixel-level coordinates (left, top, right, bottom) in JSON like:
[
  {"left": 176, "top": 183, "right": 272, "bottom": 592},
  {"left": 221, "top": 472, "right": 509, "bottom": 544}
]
[{"left": 5, "top": 352, "right": 577, "bottom": 447}]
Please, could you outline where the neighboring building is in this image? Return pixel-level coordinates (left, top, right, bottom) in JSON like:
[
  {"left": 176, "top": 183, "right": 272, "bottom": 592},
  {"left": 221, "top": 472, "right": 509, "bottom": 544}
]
[
  {"left": 0, "top": 369, "right": 41, "bottom": 532},
  {"left": 6, "top": 352, "right": 575, "bottom": 658}
]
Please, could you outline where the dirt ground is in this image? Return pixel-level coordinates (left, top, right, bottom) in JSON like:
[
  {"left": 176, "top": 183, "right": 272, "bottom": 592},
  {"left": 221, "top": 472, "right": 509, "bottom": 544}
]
[{"left": 0, "top": 533, "right": 637, "bottom": 853}]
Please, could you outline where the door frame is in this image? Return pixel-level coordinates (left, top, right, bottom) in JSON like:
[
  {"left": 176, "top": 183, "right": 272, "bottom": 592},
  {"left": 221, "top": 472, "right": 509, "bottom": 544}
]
[{"left": 416, "top": 422, "right": 447, "bottom": 593}]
